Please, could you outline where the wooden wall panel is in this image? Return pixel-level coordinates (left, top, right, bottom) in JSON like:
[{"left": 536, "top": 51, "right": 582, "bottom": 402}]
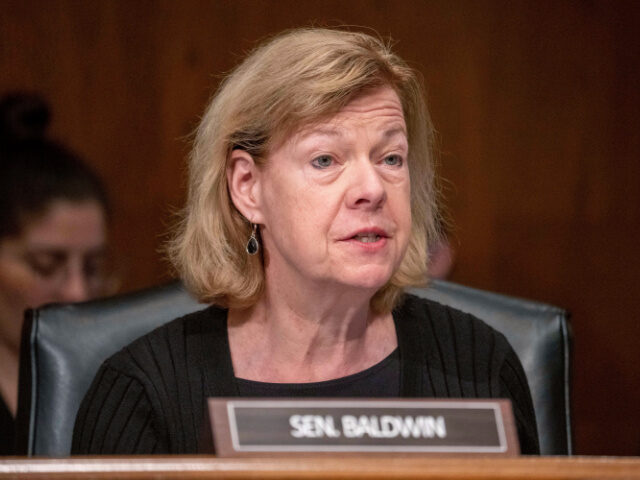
[{"left": 1, "top": 0, "right": 638, "bottom": 455}]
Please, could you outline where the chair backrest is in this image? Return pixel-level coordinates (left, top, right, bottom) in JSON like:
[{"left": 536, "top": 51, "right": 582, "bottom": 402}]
[{"left": 16, "top": 280, "right": 571, "bottom": 456}]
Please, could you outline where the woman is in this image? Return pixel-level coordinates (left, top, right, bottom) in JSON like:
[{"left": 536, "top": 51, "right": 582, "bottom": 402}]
[
  {"left": 72, "top": 28, "right": 539, "bottom": 455},
  {"left": 0, "top": 93, "right": 110, "bottom": 454}
]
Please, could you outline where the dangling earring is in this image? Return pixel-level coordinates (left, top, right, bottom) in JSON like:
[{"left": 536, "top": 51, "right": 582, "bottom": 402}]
[{"left": 246, "top": 223, "right": 260, "bottom": 255}]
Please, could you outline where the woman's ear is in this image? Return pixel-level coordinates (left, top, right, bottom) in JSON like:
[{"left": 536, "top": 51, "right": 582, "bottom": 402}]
[{"left": 227, "top": 149, "right": 264, "bottom": 223}]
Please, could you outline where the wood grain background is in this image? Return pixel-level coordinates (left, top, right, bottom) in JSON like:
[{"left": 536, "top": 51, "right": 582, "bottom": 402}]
[{"left": 1, "top": 0, "right": 638, "bottom": 455}]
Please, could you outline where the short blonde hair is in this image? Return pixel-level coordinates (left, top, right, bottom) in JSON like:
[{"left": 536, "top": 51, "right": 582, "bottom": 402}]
[{"left": 168, "top": 28, "right": 441, "bottom": 312}]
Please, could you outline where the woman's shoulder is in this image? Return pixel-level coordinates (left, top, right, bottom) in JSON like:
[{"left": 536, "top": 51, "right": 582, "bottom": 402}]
[
  {"left": 394, "top": 293, "right": 513, "bottom": 358},
  {"left": 396, "top": 294, "right": 539, "bottom": 454},
  {"left": 73, "top": 304, "right": 230, "bottom": 454},
  {"left": 396, "top": 293, "right": 504, "bottom": 336},
  {"left": 103, "top": 304, "right": 227, "bottom": 378}
]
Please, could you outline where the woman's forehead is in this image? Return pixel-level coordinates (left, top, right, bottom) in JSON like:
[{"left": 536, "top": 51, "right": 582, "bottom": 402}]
[
  {"left": 21, "top": 200, "right": 106, "bottom": 250},
  {"left": 291, "top": 88, "right": 406, "bottom": 140},
  {"left": 261, "top": 86, "right": 407, "bottom": 158}
]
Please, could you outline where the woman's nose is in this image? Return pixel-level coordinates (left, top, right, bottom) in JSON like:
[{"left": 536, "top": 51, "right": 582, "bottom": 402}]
[
  {"left": 57, "top": 264, "right": 91, "bottom": 303},
  {"left": 345, "top": 158, "right": 387, "bottom": 210}
]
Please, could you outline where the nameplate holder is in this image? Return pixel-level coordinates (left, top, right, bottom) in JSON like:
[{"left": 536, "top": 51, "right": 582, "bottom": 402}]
[{"left": 207, "top": 398, "right": 519, "bottom": 456}]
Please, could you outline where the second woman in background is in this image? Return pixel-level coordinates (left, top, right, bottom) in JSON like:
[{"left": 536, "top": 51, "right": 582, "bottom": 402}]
[{"left": 0, "top": 93, "right": 110, "bottom": 454}]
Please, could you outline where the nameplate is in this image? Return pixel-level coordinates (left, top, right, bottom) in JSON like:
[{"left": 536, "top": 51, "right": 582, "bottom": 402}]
[{"left": 207, "top": 398, "right": 519, "bottom": 456}]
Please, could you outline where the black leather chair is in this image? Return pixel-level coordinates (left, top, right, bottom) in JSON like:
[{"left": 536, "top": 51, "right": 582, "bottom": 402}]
[{"left": 15, "top": 280, "right": 571, "bottom": 456}]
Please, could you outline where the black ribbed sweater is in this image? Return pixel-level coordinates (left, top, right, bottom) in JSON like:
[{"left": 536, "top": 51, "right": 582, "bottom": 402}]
[{"left": 72, "top": 294, "right": 539, "bottom": 454}]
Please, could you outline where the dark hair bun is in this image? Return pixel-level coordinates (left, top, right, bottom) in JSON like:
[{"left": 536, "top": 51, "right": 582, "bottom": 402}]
[{"left": 0, "top": 92, "right": 51, "bottom": 145}]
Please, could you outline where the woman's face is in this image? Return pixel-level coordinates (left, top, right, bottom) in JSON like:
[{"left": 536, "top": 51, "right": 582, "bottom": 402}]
[
  {"left": 0, "top": 200, "right": 107, "bottom": 352},
  {"left": 254, "top": 86, "right": 412, "bottom": 297}
]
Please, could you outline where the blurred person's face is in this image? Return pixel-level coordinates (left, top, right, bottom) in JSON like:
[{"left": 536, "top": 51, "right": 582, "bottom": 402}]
[
  {"left": 246, "top": 86, "right": 412, "bottom": 298},
  {"left": 0, "top": 200, "right": 107, "bottom": 353}
]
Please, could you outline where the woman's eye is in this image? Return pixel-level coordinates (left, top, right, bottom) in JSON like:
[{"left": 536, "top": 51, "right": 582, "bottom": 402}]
[
  {"left": 24, "top": 254, "right": 64, "bottom": 278},
  {"left": 383, "top": 155, "right": 403, "bottom": 166},
  {"left": 311, "top": 155, "right": 333, "bottom": 169},
  {"left": 30, "top": 263, "right": 58, "bottom": 278}
]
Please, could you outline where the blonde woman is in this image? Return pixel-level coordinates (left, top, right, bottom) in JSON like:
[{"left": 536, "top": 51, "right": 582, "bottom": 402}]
[{"left": 72, "top": 28, "right": 539, "bottom": 455}]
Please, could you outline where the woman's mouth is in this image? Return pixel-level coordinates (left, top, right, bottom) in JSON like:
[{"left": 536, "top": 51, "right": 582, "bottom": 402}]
[{"left": 353, "top": 232, "right": 382, "bottom": 243}]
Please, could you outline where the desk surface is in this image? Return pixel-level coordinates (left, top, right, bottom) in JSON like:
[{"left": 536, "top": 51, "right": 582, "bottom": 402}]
[{"left": 1, "top": 456, "right": 639, "bottom": 479}]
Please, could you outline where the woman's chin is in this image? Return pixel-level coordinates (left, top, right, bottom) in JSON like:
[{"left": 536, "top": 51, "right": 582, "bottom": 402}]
[{"left": 332, "top": 267, "right": 394, "bottom": 292}]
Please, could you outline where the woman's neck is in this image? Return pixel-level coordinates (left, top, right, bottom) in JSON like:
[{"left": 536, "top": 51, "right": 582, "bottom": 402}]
[{"left": 227, "top": 284, "right": 397, "bottom": 383}]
